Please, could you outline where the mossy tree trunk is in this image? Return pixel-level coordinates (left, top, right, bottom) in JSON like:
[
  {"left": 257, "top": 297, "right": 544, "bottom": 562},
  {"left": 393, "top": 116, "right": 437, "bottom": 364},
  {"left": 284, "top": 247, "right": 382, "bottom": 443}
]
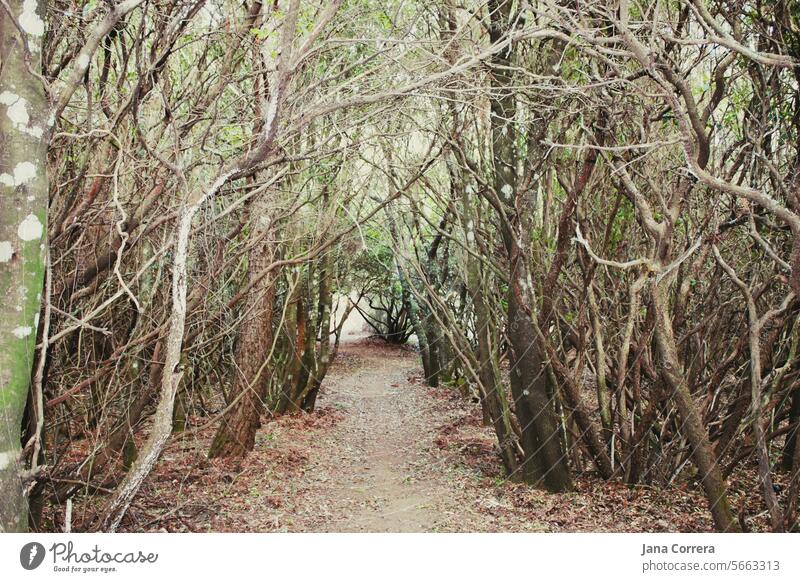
[{"left": 0, "top": 0, "right": 48, "bottom": 533}]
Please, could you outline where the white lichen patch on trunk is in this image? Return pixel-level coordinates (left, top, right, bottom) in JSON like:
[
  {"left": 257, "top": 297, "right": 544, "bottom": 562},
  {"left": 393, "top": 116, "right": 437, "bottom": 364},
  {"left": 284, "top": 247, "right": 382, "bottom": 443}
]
[
  {"left": 14, "top": 162, "right": 36, "bottom": 184},
  {"left": 0, "top": 162, "right": 37, "bottom": 187},
  {"left": 0, "top": 91, "right": 29, "bottom": 124},
  {"left": 18, "top": 0, "right": 44, "bottom": 37},
  {"left": 76, "top": 54, "right": 90, "bottom": 72},
  {"left": 17, "top": 213, "right": 43, "bottom": 241},
  {"left": 0, "top": 91, "right": 44, "bottom": 137},
  {"left": 0, "top": 451, "right": 16, "bottom": 471},
  {"left": 0, "top": 91, "right": 19, "bottom": 106},
  {"left": 11, "top": 326, "right": 32, "bottom": 338},
  {"left": 0, "top": 241, "right": 13, "bottom": 262}
]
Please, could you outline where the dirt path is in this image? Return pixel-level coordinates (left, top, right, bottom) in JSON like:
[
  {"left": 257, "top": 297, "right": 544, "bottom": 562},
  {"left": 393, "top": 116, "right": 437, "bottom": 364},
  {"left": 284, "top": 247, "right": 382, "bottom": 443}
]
[
  {"left": 296, "top": 337, "right": 479, "bottom": 532},
  {"left": 128, "top": 335, "right": 517, "bottom": 532},
  {"left": 120, "top": 333, "right": 714, "bottom": 533}
]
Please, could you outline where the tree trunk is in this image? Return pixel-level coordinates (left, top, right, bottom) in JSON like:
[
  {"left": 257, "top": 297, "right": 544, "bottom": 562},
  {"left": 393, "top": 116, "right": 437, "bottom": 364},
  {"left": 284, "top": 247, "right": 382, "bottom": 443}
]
[
  {"left": 588, "top": 286, "right": 613, "bottom": 443},
  {"left": 274, "top": 278, "right": 299, "bottom": 414},
  {"left": 650, "top": 280, "right": 739, "bottom": 532},
  {"left": 451, "top": 160, "right": 520, "bottom": 475},
  {"left": 0, "top": 0, "right": 48, "bottom": 533},
  {"left": 506, "top": 267, "right": 572, "bottom": 491},
  {"left": 209, "top": 201, "right": 277, "bottom": 457},
  {"left": 102, "top": 172, "right": 234, "bottom": 530},
  {"left": 488, "top": 0, "right": 571, "bottom": 491},
  {"left": 470, "top": 270, "right": 519, "bottom": 475},
  {"left": 384, "top": 199, "right": 434, "bottom": 382},
  {"left": 300, "top": 244, "right": 334, "bottom": 412}
]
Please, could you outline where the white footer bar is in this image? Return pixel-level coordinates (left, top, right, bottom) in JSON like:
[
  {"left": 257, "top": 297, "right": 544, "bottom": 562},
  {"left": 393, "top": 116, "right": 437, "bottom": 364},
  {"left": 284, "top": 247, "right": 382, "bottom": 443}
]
[{"left": 1, "top": 533, "right": 797, "bottom": 581}]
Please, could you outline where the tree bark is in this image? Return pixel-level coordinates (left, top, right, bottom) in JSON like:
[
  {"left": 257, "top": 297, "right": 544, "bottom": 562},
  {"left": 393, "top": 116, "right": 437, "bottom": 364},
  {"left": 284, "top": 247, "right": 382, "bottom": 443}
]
[
  {"left": 300, "top": 245, "right": 334, "bottom": 412},
  {"left": 102, "top": 171, "right": 234, "bottom": 530},
  {"left": 209, "top": 199, "right": 277, "bottom": 457},
  {"left": 488, "top": 0, "right": 571, "bottom": 491},
  {"left": 0, "top": 0, "right": 48, "bottom": 533},
  {"left": 783, "top": 385, "right": 800, "bottom": 472},
  {"left": 650, "top": 280, "right": 739, "bottom": 532}
]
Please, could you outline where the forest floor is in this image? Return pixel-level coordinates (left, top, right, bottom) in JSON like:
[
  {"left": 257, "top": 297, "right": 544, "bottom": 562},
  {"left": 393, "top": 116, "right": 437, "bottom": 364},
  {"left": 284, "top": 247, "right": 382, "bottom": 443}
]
[{"left": 106, "top": 331, "right": 724, "bottom": 533}]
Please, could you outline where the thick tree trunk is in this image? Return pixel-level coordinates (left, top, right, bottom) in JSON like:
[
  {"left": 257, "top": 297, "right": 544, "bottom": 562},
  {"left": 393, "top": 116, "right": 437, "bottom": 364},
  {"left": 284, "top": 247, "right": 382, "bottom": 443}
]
[
  {"left": 0, "top": 0, "right": 48, "bottom": 533},
  {"left": 488, "top": 0, "right": 571, "bottom": 491},
  {"left": 506, "top": 267, "right": 572, "bottom": 491},
  {"left": 209, "top": 202, "right": 277, "bottom": 457}
]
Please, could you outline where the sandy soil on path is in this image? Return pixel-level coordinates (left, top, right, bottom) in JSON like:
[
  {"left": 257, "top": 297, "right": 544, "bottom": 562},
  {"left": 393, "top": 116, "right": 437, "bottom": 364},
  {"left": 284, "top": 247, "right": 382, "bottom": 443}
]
[{"left": 295, "top": 337, "right": 482, "bottom": 532}]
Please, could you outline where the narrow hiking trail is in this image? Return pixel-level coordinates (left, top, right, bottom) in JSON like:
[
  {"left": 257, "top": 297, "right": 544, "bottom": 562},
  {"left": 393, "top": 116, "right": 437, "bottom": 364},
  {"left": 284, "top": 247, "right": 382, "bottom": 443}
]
[
  {"left": 209, "top": 334, "right": 515, "bottom": 532},
  {"left": 281, "top": 337, "right": 481, "bottom": 532},
  {"left": 114, "top": 333, "right": 714, "bottom": 533},
  {"left": 123, "top": 334, "right": 528, "bottom": 532}
]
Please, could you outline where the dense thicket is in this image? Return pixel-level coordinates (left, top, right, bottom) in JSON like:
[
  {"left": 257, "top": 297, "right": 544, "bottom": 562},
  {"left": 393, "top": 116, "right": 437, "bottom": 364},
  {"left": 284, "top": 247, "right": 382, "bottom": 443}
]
[{"left": 1, "top": 0, "right": 800, "bottom": 532}]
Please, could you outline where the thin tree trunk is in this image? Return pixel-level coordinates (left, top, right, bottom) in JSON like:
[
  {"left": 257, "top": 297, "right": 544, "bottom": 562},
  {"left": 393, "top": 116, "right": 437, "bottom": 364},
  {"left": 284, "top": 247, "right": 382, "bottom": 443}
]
[
  {"left": 588, "top": 285, "right": 612, "bottom": 443},
  {"left": 451, "top": 160, "right": 520, "bottom": 475},
  {"left": 102, "top": 172, "right": 234, "bottom": 531},
  {"left": 301, "top": 246, "right": 334, "bottom": 412},
  {"left": 384, "top": 199, "right": 433, "bottom": 382},
  {"left": 783, "top": 387, "right": 800, "bottom": 471},
  {"left": 713, "top": 245, "right": 783, "bottom": 531},
  {"left": 471, "top": 271, "right": 520, "bottom": 475},
  {"left": 650, "top": 280, "right": 739, "bottom": 532}
]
